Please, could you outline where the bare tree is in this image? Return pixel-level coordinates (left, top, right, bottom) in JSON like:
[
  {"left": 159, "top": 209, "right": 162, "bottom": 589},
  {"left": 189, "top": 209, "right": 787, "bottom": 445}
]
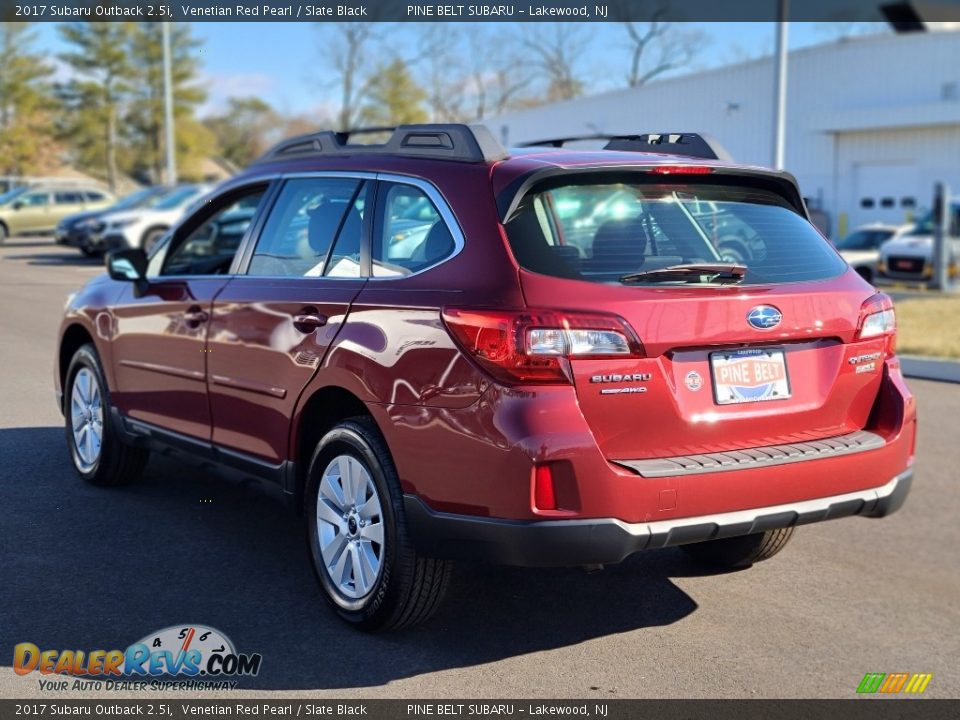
[
  {"left": 318, "top": 23, "right": 379, "bottom": 131},
  {"left": 622, "top": 20, "right": 708, "bottom": 87},
  {"left": 416, "top": 24, "right": 467, "bottom": 122},
  {"left": 522, "top": 24, "right": 592, "bottom": 102},
  {"left": 467, "top": 28, "right": 534, "bottom": 120}
]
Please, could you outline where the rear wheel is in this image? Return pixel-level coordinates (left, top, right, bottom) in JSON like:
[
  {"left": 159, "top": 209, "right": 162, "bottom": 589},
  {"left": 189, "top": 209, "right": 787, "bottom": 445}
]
[
  {"left": 65, "top": 344, "right": 148, "bottom": 486},
  {"left": 680, "top": 527, "right": 795, "bottom": 569},
  {"left": 305, "top": 418, "right": 451, "bottom": 631},
  {"left": 0, "top": 222, "right": 7, "bottom": 244}
]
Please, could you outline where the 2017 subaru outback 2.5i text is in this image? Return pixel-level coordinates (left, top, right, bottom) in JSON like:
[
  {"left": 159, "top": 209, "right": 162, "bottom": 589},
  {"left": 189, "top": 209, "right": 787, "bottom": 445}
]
[{"left": 56, "top": 125, "right": 915, "bottom": 630}]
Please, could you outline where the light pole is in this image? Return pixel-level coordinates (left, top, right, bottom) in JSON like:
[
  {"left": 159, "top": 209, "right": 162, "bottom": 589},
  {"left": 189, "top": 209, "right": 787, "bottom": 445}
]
[
  {"left": 772, "top": 0, "right": 789, "bottom": 170},
  {"left": 162, "top": 22, "right": 177, "bottom": 186}
]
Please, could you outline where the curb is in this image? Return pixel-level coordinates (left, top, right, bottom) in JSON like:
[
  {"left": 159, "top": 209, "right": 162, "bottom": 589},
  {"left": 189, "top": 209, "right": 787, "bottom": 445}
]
[{"left": 900, "top": 356, "right": 960, "bottom": 384}]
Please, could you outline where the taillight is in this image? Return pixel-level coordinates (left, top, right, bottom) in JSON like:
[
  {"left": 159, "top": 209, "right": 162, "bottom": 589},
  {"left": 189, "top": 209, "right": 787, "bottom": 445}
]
[
  {"left": 856, "top": 292, "right": 896, "bottom": 355},
  {"left": 442, "top": 308, "right": 644, "bottom": 385}
]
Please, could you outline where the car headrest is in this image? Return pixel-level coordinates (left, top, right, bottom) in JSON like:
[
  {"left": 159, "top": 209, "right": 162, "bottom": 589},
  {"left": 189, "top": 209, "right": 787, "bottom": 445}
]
[
  {"left": 422, "top": 220, "right": 455, "bottom": 263},
  {"left": 308, "top": 201, "right": 360, "bottom": 255},
  {"left": 591, "top": 216, "right": 648, "bottom": 272}
]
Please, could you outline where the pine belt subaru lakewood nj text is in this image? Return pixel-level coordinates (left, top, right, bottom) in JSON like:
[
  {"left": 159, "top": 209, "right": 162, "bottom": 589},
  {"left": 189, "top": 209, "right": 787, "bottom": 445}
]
[{"left": 55, "top": 125, "right": 916, "bottom": 630}]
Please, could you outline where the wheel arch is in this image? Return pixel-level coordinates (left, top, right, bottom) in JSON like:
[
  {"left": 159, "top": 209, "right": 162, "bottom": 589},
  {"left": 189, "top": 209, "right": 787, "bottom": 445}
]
[
  {"left": 290, "top": 385, "right": 382, "bottom": 513},
  {"left": 139, "top": 224, "right": 168, "bottom": 248},
  {"left": 58, "top": 324, "right": 97, "bottom": 412}
]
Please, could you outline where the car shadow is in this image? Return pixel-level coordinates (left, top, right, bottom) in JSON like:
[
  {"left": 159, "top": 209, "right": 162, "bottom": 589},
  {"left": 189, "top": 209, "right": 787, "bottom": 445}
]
[
  {"left": 4, "top": 251, "right": 102, "bottom": 267},
  {"left": 0, "top": 240, "right": 57, "bottom": 249},
  {"left": 0, "top": 426, "right": 711, "bottom": 691}
]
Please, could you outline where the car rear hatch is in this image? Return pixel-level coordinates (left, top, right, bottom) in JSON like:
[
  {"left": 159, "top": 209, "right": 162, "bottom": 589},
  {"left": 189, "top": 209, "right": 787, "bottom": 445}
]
[{"left": 498, "top": 169, "right": 895, "bottom": 461}]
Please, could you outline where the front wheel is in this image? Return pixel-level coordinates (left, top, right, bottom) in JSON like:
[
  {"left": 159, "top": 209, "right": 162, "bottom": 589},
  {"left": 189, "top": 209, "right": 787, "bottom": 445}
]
[
  {"left": 65, "top": 344, "right": 148, "bottom": 486},
  {"left": 680, "top": 527, "right": 795, "bottom": 569},
  {"left": 141, "top": 227, "right": 166, "bottom": 254},
  {"left": 305, "top": 418, "right": 451, "bottom": 631}
]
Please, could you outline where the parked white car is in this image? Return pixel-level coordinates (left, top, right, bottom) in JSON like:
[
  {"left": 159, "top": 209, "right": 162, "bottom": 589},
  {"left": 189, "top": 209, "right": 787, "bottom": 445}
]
[
  {"left": 836, "top": 223, "right": 911, "bottom": 284},
  {"left": 89, "top": 184, "right": 212, "bottom": 254},
  {"left": 878, "top": 203, "right": 960, "bottom": 283}
]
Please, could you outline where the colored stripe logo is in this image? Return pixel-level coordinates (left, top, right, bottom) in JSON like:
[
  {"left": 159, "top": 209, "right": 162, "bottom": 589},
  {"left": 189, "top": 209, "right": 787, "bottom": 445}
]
[{"left": 857, "top": 673, "right": 933, "bottom": 694}]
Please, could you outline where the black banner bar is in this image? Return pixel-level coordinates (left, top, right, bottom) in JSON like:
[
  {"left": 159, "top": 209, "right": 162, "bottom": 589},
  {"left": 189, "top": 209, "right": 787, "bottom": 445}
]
[
  {"left": 1, "top": 700, "right": 959, "bottom": 720},
  {"left": 2, "top": 0, "right": 960, "bottom": 23}
]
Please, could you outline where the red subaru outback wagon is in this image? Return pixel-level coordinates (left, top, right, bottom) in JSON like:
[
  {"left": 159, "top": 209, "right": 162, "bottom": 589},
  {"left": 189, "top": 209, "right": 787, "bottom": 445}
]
[{"left": 56, "top": 125, "right": 915, "bottom": 630}]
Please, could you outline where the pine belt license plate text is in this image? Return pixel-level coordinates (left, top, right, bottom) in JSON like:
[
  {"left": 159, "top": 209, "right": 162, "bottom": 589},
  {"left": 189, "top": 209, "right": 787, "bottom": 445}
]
[{"left": 710, "top": 348, "right": 791, "bottom": 405}]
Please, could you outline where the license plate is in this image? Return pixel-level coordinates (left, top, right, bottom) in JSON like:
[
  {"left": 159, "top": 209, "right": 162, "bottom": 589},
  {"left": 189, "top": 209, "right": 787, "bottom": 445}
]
[
  {"left": 710, "top": 348, "right": 791, "bottom": 405},
  {"left": 896, "top": 260, "right": 915, "bottom": 269}
]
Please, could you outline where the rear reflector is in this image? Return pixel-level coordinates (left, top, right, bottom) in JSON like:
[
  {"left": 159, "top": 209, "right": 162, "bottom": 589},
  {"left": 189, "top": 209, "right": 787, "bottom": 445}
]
[{"left": 533, "top": 464, "right": 556, "bottom": 511}]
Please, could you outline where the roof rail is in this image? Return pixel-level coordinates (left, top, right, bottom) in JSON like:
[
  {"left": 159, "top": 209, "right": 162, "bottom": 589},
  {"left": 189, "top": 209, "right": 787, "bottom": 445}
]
[
  {"left": 254, "top": 124, "right": 509, "bottom": 165},
  {"left": 520, "top": 133, "right": 731, "bottom": 161}
]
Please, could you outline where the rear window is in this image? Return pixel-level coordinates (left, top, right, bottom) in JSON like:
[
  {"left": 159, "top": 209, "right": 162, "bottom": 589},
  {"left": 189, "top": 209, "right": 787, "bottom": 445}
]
[{"left": 504, "top": 181, "right": 846, "bottom": 285}]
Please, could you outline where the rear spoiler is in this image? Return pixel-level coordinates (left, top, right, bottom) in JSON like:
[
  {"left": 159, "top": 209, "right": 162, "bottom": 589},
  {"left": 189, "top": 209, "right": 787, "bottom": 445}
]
[
  {"left": 496, "top": 165, "right": 811, "bottom": 224},
  {"left": 519, "top": 133, "right": 732, "bottom": 162}
]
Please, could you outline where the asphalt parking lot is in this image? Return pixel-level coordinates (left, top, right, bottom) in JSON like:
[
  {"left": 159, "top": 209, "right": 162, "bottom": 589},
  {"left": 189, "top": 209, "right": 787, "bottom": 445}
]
[{"left": 1, "top": 239, "right": 958, "bottom": 699}]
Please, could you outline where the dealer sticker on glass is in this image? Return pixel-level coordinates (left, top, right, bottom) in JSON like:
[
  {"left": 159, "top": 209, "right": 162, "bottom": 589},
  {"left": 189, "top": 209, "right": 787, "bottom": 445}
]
[{"left": 710, "top": 348, "right": 791, "bottom": 405}]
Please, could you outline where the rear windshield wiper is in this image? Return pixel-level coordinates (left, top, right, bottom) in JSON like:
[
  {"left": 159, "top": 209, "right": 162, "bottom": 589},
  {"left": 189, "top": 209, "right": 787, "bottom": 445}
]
[{"left": 619, "top": 263, "right": 747, "bottom": 285}]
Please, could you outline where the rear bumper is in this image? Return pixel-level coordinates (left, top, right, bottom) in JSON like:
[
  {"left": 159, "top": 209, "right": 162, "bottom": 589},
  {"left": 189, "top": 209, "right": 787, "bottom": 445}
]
[{"left": 405, "top": 468, "right": 913, "bottom": 567}]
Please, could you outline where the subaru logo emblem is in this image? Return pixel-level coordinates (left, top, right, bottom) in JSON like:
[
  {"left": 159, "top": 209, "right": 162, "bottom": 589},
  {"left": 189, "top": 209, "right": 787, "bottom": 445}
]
[{"left": 747, "top": 305, "right": 782, "bottom": 330}]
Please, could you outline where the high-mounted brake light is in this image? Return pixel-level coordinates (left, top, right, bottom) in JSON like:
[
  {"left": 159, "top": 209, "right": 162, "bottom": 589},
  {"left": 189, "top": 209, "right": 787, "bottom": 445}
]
[
  {"left": 856, "top": 293, "right": 897, "bottom": 355},
  {"left": 647, "top": 166, "right": 713, "bottom": 175},
  {"left": 442, "top": 308, "right": 644, "bottom": 385}
]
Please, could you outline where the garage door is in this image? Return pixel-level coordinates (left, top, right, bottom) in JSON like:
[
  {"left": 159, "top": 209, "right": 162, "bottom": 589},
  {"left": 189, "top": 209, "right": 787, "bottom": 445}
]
[{"left": 852, "top": 162, "right": 920, "bottom": 229}]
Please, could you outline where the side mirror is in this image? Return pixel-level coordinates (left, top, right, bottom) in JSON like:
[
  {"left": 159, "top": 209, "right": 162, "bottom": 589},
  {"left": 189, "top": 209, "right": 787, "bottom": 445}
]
[
  {"left": 106, "top": 248, "right": 149, "bottom": 294},
  {"left": 11, "top": 201, "right": 23, "bottom": 210}
]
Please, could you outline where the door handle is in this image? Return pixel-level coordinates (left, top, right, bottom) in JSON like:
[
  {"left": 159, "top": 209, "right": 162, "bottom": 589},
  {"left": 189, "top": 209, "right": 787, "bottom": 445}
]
[
  {"left": 184, "top": 305, "right": 209, "bottom": 328},
  {"left": 292, "top": 310, "right": 328, "bottom": 333}
]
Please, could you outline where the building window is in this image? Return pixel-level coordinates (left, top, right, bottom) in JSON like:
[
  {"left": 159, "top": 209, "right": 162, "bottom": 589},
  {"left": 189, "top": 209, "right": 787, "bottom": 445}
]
[
  {"left": 880, "top": 197, "right": 895, "bottom": 209},
  {"left": 901, "top": 197, "right": 916, "bottom": 208},
  {"left": 860, "top": 198, "right": 875, "bottom": 209}
]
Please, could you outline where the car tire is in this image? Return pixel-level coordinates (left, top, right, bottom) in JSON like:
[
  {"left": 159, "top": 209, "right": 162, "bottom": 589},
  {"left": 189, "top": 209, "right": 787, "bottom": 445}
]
[
  {"left": 680, "top": 527, "right": 795, "bottom": 569},
  {"left": 0, "top": 222, "right": 7, "bottom": 244},
  {"left": 305, "top": 417, "right": 451, "bottom": 631},
  {"left": 80, "top": 245, "right": 98, "bottom": 258},
  {"left": 65, "top": 343, "right": 148, "bottom": 486},
  {"left": 141, "top": 227, "right": 166, "bottom": 254},
  {"left": 716, "top": 237, "right": 751, "bottom": 264}
]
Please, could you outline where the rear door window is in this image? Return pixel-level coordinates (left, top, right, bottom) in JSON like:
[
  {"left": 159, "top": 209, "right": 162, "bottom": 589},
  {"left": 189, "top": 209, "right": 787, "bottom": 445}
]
[
  {"left": 505, "top": 181, "right": 846, "bottom": 285},
  {"left": 55, "top": 191, "right": 84, "bottom": 205},
  {"left": 247, "top": 177, "right": 364, "bottom": 278}
]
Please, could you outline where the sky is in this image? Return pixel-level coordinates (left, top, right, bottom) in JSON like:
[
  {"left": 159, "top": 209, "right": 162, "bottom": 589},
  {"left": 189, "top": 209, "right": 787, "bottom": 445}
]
[{"left": 30, "top": 21, "right": 889, "bottom": 119}]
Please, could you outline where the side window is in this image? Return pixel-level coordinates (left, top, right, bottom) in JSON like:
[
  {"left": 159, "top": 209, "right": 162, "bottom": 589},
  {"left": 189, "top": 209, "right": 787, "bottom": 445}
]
[
  {"left": 55, "top": 191, "right": 84, "bottom": 204},
  {"left": 247, "top": 178, "right": 363, "bottom": 278},
  {"left": 85, "top": 191, "right": 107, "bottom": 202},
  {"left": 373, "top": 183, "right": 456, "bottom": 276},
  {"left": 324, "top": 190, "right": 367, "bottom": 278},
  {"left": 21, "top": 192, "right": 49, "bottom": 207},
  {"left": 161, "top": 188, "right": 266, "bottom": 277}
]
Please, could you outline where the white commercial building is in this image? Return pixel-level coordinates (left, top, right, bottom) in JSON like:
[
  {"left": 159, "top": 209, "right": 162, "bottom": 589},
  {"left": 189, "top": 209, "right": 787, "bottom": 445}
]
[{"left": 486, "top": 30, "right": 960, "bottom": 238}]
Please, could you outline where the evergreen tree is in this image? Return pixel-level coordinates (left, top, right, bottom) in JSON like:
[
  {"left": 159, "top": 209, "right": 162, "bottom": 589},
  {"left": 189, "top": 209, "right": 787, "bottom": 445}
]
[
  {"left": 57, "top": 22, "right": 137, "bottom": 190},
  {"left": 0, "top": 23, "right": 58, "bottom": 175},
  {"left": 359, "top": 58, "right": 428, "bottom": 127},
  {"left": 126, "top": 23, "right": 208, "bottom": 183}
]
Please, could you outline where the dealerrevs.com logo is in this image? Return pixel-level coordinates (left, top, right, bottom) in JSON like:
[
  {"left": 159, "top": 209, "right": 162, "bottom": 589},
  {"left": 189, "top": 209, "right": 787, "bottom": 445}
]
[{"left": 13, "top": 625, "right": 262, "bottom": 691}]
